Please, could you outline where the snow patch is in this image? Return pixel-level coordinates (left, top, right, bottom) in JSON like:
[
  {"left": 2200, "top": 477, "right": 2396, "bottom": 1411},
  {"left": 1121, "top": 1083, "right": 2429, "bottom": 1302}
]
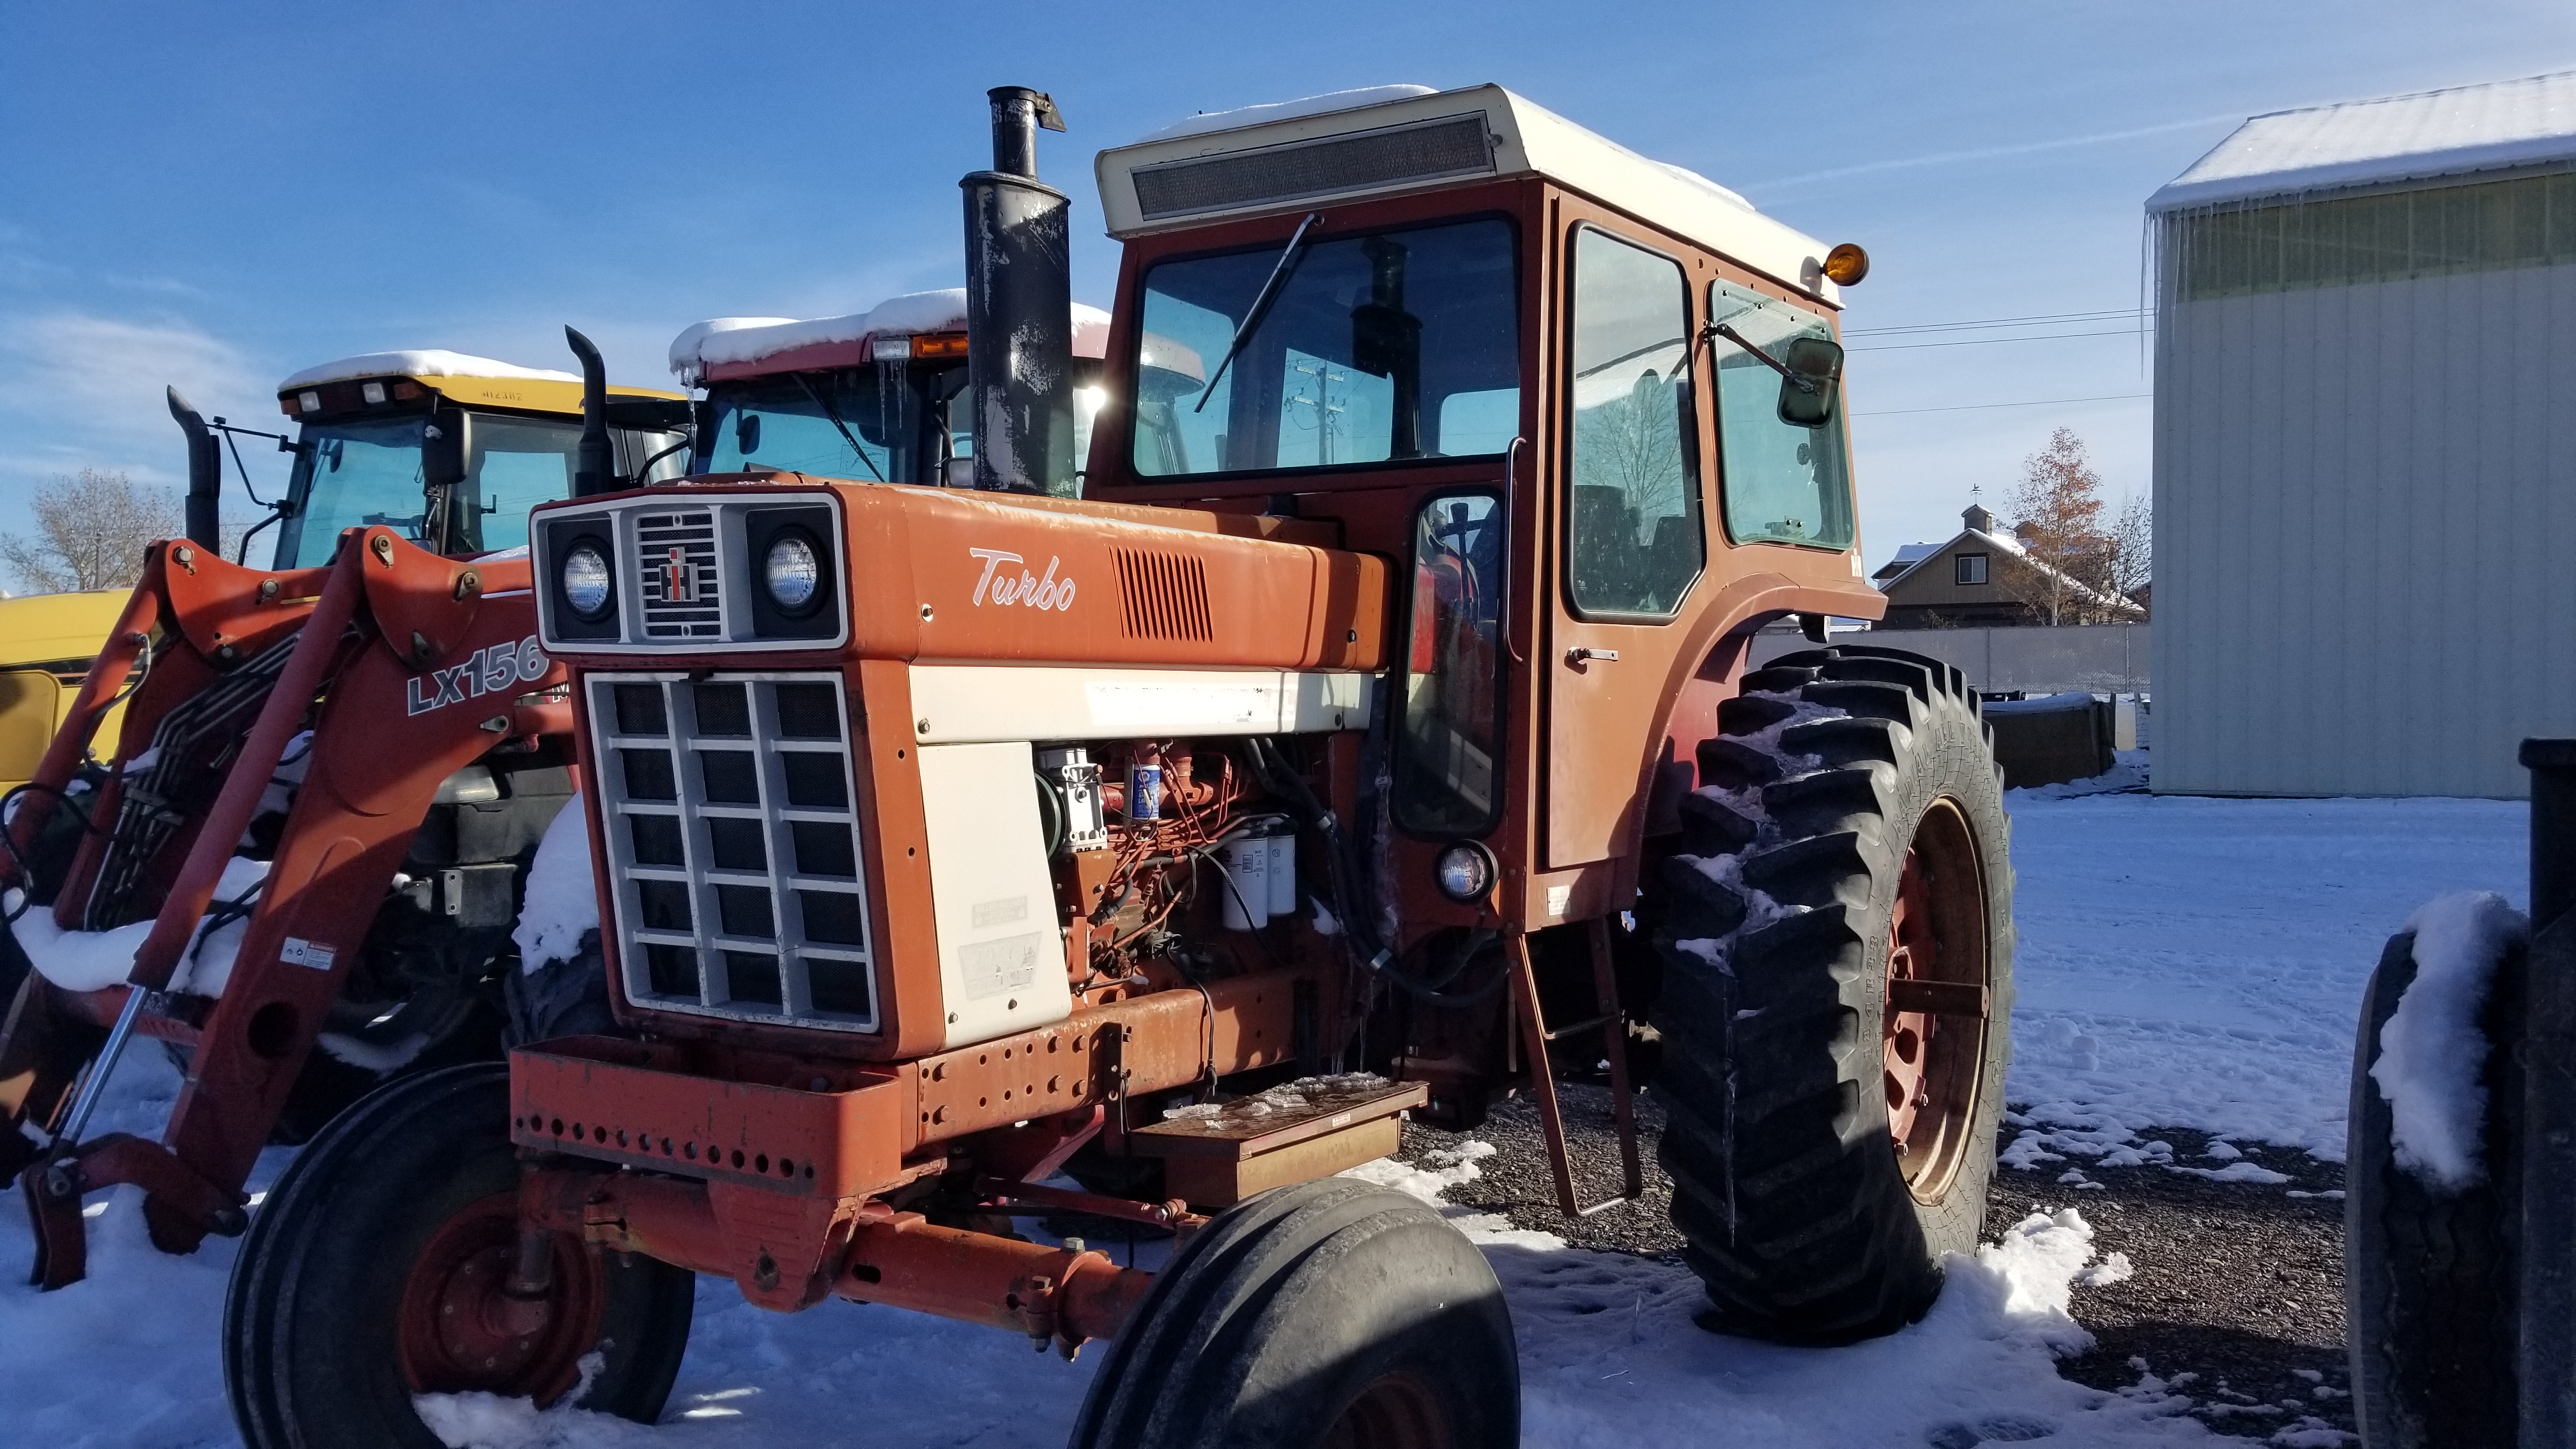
[
  {"left": 2151, "top": 68, "right": 2576, "bottom": 212},
  {"left": 280, "top": 351, "right": 577, "bottom": 392},
  {"left": 6, "top": 855, "right": 272, "bottom": 995},
  {"left": 2370, "top": 891, "right": 2526, "bottom": 1192},
  {"left": 1138, "top": 84, "right": 1436, "bottom": 143},
  {"left": 668, "top": 293, "right": 1113, "bottom": 383},
  {"left": 512, "top": 793, "right": 597, "bottom": 972}
]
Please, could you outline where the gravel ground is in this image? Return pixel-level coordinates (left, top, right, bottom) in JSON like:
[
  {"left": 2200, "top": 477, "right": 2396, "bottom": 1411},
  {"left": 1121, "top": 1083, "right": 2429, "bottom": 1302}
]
[{"left": 1399, "top": 1085, "right": 2356, "bottom": 1443}]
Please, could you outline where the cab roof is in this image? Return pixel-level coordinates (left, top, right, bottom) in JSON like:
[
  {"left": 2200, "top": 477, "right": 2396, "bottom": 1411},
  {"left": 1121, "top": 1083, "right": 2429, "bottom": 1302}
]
[
  {"left": 1097, "top": 82, "right": 1841, "bottom": 304},
  {"left": 277, "top": 349, "right": 682, "bottom": 419},
  {"left": 668, "top": 289, "right": 1113, "bottom": 386}
]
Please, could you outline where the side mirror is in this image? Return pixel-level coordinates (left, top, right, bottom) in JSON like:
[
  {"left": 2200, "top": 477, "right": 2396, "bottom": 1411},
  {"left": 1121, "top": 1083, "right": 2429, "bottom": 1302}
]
[
  {"left": 735, "top": 411, "right": 762, "bottom": 457},
  {"left": 1776, "top": 337, "right": 1844, "bottom": 428},
  {"left": 422, "top": 408, "right": 471, "bottom": 489}
]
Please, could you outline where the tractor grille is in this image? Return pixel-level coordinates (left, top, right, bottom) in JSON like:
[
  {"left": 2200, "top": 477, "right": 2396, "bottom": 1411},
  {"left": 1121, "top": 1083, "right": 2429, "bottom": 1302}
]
[
  {"left": 1131, "top": 114, "right": 1494, "bottom": 222},
  {"left": 588, "top": 671, "right": 877, "bottom": 1032},
  {"left": 636, "top": 510, "right": 722, "bottom": 639}
]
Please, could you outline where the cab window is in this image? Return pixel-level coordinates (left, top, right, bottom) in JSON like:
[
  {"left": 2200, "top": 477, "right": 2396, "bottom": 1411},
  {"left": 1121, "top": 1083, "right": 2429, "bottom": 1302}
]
[
  {"left": 1565, "top": 229, "right": 1700, "bottom": 618},
  {"left": 1709, "top": 280, "right": 1855, "bottom": 549},
  {"left": 1393, "top": 492, "right": 1505, "bottom": 837}
]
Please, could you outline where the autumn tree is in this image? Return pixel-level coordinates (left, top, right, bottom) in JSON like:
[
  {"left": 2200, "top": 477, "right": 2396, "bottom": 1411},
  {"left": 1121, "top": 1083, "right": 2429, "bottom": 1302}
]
[
  {"left": 1996, "top": 429, "right": 2147, "bottom": 625},
  {"left": 0, "top": 468, "right": 183, "bottom": 594}
]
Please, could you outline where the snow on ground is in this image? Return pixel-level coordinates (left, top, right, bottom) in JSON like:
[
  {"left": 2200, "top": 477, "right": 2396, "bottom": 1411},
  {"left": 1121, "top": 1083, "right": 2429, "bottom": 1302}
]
[
  {"left": 2002, "top": 780, "right": 2524, "bottom": 1168},
  {"left": 4, "top": 765, "right": 2526, "bottom": 1445}
]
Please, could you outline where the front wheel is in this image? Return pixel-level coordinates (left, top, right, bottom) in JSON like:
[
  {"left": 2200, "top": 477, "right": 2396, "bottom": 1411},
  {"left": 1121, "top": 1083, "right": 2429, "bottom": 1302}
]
[
  {"left": 223, "top": 1062, "right": 694, "bottom": 1447},
  {"left": 1068, "top": 1177, "right": 1517, "bottom": 1449},
  {"left": 1651, "top": 645, "right": 2016, "bottom": 1342}
]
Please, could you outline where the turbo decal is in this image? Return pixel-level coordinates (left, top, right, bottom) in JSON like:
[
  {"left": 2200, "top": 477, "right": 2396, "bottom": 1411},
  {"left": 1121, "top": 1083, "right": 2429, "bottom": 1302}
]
[
  {"left": 968, "top": 547, "right": 1077, "bottom": 611},
  {"left": 405, "top": 635, "right": 550, "bottom": 716}
]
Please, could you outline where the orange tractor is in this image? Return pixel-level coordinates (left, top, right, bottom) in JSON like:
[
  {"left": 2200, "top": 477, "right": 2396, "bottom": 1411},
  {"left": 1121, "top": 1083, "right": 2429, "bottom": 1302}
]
[
  {"left": 0, "top": 351, "right": 693, "bottom": 1284},
  {"left": 226, "top": 85, "right": 2014, "bottom": 1446}
]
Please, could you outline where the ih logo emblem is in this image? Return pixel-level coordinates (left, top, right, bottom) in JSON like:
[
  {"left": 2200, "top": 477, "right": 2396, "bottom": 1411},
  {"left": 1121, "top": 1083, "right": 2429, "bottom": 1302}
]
[
  {"left": 661, "top": 546, "right": 697, "bottom": 604},
  {"left": 969, "top": 548, "right": 1075, "bottom": 611}
]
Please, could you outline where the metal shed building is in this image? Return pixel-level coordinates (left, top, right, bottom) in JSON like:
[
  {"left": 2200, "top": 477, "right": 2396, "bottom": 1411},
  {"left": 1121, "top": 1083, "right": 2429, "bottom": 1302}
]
[{"left": 2149, "top": 70, "right": 2576, "bottom": 797}]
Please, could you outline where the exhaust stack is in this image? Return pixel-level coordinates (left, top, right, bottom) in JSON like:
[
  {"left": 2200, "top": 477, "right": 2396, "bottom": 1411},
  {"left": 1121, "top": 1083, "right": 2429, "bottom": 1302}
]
[
  {"left": 961, "top": 86, "right": 1073, "bottom": 496},
  {"left": 565, "top": 326, "right": 615, "bottom": 496},
  {"left": 166, "top": 387, "right": 222, "bottom": 548}
]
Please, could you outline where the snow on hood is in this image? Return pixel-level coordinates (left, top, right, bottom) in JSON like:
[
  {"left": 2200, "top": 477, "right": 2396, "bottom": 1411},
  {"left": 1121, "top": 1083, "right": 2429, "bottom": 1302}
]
[
  {"left": 278, "top": 350, "right": 577, "bottom": 392},
  {"left": 1137, "top": 84, "right": 1437, "bottom": 144},
  {"left": 669, "top": 291, "right": 1114, "bottom": 383},
  {"left": 2151, "top": 68, "right": 2576, "bottom": 211},
  {"left": 5, "top": 855, "right": 273, "bottom": 997}
]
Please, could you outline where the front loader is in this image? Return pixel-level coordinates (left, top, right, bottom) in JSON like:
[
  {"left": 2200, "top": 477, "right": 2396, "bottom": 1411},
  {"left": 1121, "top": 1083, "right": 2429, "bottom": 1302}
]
[
  {"left": 0, "top": 351, "right": 690, "bottom": 1285},
  {"left": 229, "top": 84, "right": 2016, "bottom": 1448}
]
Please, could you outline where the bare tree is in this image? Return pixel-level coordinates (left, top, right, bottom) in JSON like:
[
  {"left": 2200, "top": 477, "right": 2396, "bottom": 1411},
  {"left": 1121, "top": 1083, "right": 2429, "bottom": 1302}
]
[
  {"left": 0, "top": 468, "right": 183, "bottom": 594},
  {"left": 2100, "top": 491, "right": 2152, "bottom": 613},
  {"left": 1995, "top": 429, "right": 2142, "bottom": 626}
]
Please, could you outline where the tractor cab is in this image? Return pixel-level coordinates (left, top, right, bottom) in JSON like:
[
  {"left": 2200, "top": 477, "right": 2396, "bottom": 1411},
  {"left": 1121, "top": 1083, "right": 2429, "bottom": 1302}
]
[
  {"left": 267, "top": 352, "right": 692, "bottom": 568},
  {"left": 671, "top": 294, "right": 1111, "bottom": 494}
]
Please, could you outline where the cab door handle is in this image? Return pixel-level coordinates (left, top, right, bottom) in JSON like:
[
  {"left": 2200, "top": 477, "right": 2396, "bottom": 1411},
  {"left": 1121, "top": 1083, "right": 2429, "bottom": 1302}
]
[{"left": 1565, "top": 647, "right": 1619, "bottom": 665}]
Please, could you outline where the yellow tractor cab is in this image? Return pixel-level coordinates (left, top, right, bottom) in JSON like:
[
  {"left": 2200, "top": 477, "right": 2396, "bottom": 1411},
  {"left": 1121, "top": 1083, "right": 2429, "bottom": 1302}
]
[
  {"left": 266, "top": 350, "right": 694, "bottom": 568},
  {"left": 669, "top": 292, "right": 1111, "bottom": 494},
  {"left": 0, "top": 590, "right": 130, "bottom": 797}
]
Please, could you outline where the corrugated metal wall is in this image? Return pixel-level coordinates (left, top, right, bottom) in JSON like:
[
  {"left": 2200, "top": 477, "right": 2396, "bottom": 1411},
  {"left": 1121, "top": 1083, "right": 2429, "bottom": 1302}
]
[{"left": 2153, "top": 258, "right": 2576, "bottom": 797}]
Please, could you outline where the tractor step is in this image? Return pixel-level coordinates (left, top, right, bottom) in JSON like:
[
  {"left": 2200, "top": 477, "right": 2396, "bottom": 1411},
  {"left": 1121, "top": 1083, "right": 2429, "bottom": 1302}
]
[
  {"left": 1127, "top": 1077, "right": 1427, "bottom": 1207},
  {"left": 1509, "top": 917, "right": 1644, "bottom": 1218}
]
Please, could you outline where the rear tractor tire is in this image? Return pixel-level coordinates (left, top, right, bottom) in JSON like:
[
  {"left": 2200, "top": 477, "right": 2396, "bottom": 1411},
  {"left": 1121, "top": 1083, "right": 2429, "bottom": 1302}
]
[
  {"left": 1650, "top": 645, "right": 2015, "bottom": 1342},
  {"left": 1070, "top": 1177, "right": 1517, "bottom": 1449},
  {"left": 223, "top": 1062, "right": 693, "bottom": 1447}
]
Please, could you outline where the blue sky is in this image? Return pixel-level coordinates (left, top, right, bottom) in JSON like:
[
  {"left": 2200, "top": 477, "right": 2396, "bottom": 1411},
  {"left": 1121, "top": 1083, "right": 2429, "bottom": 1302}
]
[{"left": 3, "top": 0, "right": 2570, "bottom": 569}]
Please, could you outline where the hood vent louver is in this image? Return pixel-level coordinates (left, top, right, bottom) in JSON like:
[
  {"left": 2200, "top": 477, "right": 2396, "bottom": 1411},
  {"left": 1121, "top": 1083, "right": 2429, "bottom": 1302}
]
[{"left": 1114, "top": 548, "right": 1213, "bottom": 642}]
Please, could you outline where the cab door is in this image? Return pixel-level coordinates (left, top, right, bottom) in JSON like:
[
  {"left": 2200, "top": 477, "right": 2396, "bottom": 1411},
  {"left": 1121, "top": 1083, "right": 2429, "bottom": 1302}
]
[{"left": 1543, "top": 225, "right": 1706, "bottom": 870}]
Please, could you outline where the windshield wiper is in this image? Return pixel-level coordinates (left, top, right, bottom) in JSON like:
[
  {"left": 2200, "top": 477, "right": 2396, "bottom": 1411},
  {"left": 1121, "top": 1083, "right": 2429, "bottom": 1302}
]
[
  {"left": 1193, "top": 211, "right": 1323, "bottom": 415},
  {"left": 792, "top": 372, "right": 889, "bottom": 482}
]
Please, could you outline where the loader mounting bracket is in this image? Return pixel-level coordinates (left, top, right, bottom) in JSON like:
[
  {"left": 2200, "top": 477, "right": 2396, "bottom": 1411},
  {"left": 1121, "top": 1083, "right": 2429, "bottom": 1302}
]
[{"left": 17, "top": 1133, "right": 247, "bottom": 1290}]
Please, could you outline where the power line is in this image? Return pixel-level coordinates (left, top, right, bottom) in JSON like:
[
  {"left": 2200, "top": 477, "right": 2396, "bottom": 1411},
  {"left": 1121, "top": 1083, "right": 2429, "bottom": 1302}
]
[
  {"left": 1853, "top": 392, "right": 2151, "bottom": 418},
  {"left": 1845, "top": 307, "right": 2147, "bottom": 337},
  {"left": 1848, "top": 327, "right": 2147, "bottom": 353}
]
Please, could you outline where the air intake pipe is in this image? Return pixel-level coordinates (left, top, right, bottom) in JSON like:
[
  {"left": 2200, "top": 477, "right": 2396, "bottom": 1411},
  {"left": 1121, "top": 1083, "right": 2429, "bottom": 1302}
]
[
  {"left": 166, "top": 386, "right": 222, "bottom": 547},
  {"left": 565, "top": 326, "right": 615, "bottom": 497},
  {"left": 961, "top": 86, "right": 1073, "bottom": 496}
]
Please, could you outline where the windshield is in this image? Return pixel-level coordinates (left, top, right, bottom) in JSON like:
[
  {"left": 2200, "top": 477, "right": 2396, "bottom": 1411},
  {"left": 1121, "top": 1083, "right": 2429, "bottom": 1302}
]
[
  {"left": 1708, "top": 280, "right": 1855, "bottom": 549},
  {"left": 705, "top": 360, "right": 1107, "bottom": 496},
  {"left": 274, "top": 415, "right": 431, "bottom": 568},
  {"left": 1131, "top": 218, "right": 1519, "bottom": 479},
  {"left": 273, "top": 409, "right": 684, "bottom": 568}
]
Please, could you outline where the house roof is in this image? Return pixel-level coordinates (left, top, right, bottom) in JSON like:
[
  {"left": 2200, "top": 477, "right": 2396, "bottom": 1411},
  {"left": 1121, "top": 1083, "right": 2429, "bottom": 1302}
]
[
  {"left": 1876, "top": 526, "right": 2143, "bottom": 617},
  {"left": 2149, "top": 69, "right": 2576, "bottom": 213},
  {"left": 1871, "top": 542, "right": 1938, "bottom": 581}
]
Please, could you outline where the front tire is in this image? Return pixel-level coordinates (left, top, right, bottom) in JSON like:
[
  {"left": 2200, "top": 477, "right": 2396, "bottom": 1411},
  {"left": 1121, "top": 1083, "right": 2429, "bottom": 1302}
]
[
  {"left": 2345, "top": 930, "right": 2523, "bottom": 1446},
  {"left": 1650, "top": 645, "right": 2015, "bottom": 1342},
  {"left": 1069, "top": 1178, "right": 1517, "bottom": 1449},
  {"left": 223, "top": 1062, "right": 693, "bottom": 1447}
]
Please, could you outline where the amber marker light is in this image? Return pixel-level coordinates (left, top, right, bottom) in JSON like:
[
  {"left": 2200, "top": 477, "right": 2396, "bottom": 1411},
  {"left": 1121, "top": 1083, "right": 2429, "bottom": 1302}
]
[
  {"left": 1823, "top": 243, "right": 1870, "bottom": 286},
  {"left": 912, "top": 332, "right": 970, "bottom": 359}
]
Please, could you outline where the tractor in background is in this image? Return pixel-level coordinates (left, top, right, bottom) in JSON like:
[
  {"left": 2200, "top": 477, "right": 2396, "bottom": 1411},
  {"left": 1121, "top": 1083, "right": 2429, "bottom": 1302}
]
[
  {"left": 0, "top": 350, "right": 689, "bottom": 1285},
  {"left": 227, "top": 84, "right": 2014, "bottom": 1448}
]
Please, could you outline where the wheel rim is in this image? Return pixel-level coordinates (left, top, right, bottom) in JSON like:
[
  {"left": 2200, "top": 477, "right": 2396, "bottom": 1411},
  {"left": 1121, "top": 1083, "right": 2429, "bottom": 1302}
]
[
  {"left": 395, "top": 1192, "right": 606, "bottom": 1406},
  {"left": 1321, "top": 1370, "right": 1454, "bottom": 1449},
  {"left": 1882, "top": 797, "right": 1990, "bottom": 1205}
]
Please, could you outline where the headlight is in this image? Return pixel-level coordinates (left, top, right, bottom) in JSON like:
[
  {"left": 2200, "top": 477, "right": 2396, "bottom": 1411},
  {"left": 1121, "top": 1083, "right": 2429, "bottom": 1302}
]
[
  {"left": 1433, "top": 841, "right": 1496, "bottom": 903},
  {"left": 561, "top": 543, "right": 613, "bottom": 620},
  {"left": 763, "top": 532, "right": 821, "bottom": 615}
]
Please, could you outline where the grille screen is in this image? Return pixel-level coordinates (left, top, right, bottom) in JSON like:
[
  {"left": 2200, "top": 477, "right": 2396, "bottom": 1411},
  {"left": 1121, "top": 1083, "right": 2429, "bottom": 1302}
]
[
  {"left": 590, "top": 671, "right": 876, "bottom": 1031},
  {"left": 636, "top": 510, "right": 721, "bottom": 638},
  {"left": 1131, "top": 114, "right": 1494, "bottom": 222},
  {"left": 1114, "top": 548, "right": 1213, "bottom": 641}
]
